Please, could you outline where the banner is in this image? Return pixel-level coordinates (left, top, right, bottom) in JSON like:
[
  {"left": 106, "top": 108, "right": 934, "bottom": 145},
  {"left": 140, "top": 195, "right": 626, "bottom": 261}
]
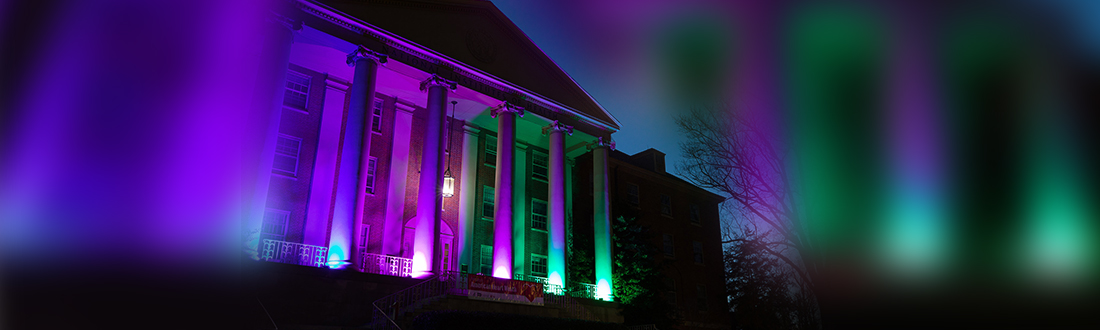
[{"left": 467, "top": 274, "right": 544, "bottom": 306}]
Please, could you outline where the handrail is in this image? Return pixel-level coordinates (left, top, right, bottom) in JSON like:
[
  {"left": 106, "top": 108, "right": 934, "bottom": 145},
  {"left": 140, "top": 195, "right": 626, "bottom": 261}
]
[{"left": 370, "top": 274, "right": 445, "bottom": 330}]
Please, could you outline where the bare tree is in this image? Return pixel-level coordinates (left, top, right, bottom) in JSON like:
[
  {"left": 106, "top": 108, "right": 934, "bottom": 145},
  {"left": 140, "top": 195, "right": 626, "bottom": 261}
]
[{"left": 676, "top": 105, "right": 819, "bottom": 328}]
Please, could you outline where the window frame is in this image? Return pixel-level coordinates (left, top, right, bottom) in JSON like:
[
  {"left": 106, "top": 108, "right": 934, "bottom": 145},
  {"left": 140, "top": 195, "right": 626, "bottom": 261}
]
[
  {"left": 262, "top": 209, "right": 291, "bottom": 242},
  {"left": 531, "top": 149, "right": 549, "bottom": 182},
  {"left": 531, "top": 199, "right": 548, "bottom": 232},
  {"left": 283, "top": 71, "right": 310, "bottom": 110},
  {"left": 662, "top": 234, "right": 675, "bottom": 258},
  {"left": 365, "top": 157, "right": 378, "bottom": 194},
  {"left": 479, "top": 245, "right": 493, "bottom": 275},
  {"left": 482, "top": 186, "right": 495, "bottom": 220},
  {"left": 626, "top": 183, "right": 639, "bottom": 205},
  {"left": 484, "top": 135, "right": 498, "bottom": 168},
  {"left": 689, "top": 204, "right": 701, "bottom": 225},
  {"left": 692, "top": 241, "right": 704, "bottom": 264},
  {"left": 660, "top": 194, "right": 672, "bottom": 215},
  {"left": 273, "top": 134, "right": 303, "bottom": 177},
  {"left": 370, "top": 98, "right": 384, "bottom": 134},
  {"left": 530, "top": 254, "right": 548, "bottom": 277}
]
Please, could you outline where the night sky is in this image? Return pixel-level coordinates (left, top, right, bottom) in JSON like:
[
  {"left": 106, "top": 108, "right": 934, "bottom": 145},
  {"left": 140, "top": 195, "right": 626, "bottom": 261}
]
[{"left": 492, "top": 0, "right": 1100, "bottom": 181}]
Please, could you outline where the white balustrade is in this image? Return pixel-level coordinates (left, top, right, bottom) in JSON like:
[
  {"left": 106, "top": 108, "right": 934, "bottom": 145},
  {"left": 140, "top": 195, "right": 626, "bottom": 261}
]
[
  {"left": 261, "top": 239, "right": 328, "bottom": 268},
  {"left": 360, "top": 252, "right": 413, "bottom": 277}
]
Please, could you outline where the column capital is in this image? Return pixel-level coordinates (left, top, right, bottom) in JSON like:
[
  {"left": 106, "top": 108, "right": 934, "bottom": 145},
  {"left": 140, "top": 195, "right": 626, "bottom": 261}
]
[
  {"left": 587, "top": 137, "right": 615, "bottom": 151},
  {"left": 419, "top": 74, "right": 457, "bottom": 92},
  {"left": 347, "top": 46, "right": 387, "bottom": 66},
  {"left": 542, "top": 120, "right": 574, "bottom": 136},
  {"left": 490, "top": 101, "right": 525, "bottom": 118}
]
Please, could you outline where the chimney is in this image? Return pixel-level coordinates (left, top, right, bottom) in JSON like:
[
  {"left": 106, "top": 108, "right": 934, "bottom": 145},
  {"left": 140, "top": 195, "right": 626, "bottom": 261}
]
[{"left": 630, "top": 149, "right": 666, "bottom": 173}]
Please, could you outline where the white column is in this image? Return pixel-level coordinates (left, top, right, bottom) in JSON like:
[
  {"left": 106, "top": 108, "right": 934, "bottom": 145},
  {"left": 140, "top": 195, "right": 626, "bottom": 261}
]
[
  {"left": 458, "top": 124, "right": 481, "bottom": 271},
  {"left": 411, "top": 75, "right": 455, "bottom": 277},
  {"left": 543, "top": 121, "right": 573, "bottom": 286},
  {"left": 382, "top": 102, "right": 415, "bottom": 256},
  {"left": 591, "top": 137, "right": 614, "bottom": 300},
  {"left": 491, "top": 101, "right": 524, "bottom": 279},
  {"left": 245, "top": 14, "right": 298, "bottom": 256},
  {"left": 328, "top": 46, "right": 385, "bottom": 269},
  {"left": 302, "top": 76, "right": 349, "bottom": 247},
  {"left": 513, "top": 143, "right": 528, "bottom": 279}
]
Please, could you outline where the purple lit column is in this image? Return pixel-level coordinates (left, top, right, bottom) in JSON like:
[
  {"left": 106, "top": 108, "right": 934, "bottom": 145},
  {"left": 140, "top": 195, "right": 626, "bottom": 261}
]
[
  {"left": 591, "top": 137, "right": 614, "bottom": 300},
  {"left": 411, "top": 75, "right": 455, "bottom": 277},
  {"left": 491, "top": 102, "right": 524, "bottom": 279},
  {"left": 328, "top": 46, "right": 385, "bottom": 269},
  {"left": 245, "top": 14, "right": 298, "bottom": 256},
  {"left": 543, "top": 121, "right": 573, "bottom": 286}
]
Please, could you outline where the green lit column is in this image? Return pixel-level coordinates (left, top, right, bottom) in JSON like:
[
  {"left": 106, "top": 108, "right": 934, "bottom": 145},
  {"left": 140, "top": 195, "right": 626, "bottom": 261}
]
[
  {"left": 543, "top": 121, "right": 573, "bottom": 287},
  {"left": 590, "top": 137, "right": 614, "bottom": 300}
]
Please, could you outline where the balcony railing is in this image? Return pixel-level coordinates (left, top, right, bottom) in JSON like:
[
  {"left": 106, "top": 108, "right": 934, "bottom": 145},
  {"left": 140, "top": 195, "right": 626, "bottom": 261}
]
[
  {"left": 360, "top": 253, "right": 413, "bottom": 278},
  {"left": 261, "top": 239, "right": 327, "bottom": 268},
  {"left": 568, "top": 281, "right": 599, "bottom": 300}
]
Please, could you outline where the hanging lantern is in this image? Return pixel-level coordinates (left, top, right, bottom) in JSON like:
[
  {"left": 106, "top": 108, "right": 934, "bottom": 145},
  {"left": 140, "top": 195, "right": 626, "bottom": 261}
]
[
  {"left": 442, "top": 100, "right": 458, "bottom": 198},
  {"left": 442, "top": 170, "right": 455, "bottom": 198}
]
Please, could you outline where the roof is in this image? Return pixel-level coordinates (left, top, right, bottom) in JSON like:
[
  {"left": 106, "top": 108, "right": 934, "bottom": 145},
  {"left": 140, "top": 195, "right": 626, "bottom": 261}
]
[
  {"left": 317, "top": 0, "right": 620, "bottom": 131},
  {"left": 608, "top": 149, "right": 726, "bottom": 202}
]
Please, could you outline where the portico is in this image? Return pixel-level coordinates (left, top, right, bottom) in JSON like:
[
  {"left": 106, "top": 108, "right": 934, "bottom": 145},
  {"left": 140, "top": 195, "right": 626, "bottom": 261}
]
[{"left": 249, "top": 0, "right": 622, "bottom": 302}]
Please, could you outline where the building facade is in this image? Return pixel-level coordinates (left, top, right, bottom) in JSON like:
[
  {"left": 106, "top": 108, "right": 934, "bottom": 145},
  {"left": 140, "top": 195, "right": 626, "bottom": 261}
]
[
  {"left": 246, "top": 0, "right": 622, "bottom": 302},
  {"left": 574, "top": 149, "right": 728, "bottom": 330}
]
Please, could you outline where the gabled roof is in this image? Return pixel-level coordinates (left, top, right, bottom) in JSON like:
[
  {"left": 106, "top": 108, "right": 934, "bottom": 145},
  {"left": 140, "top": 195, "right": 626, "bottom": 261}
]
[{"left": 317, "top": 0, "right": 620, "bottom": 131}]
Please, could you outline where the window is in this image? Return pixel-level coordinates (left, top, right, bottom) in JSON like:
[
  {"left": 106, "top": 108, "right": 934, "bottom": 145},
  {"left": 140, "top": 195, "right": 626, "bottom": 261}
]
[
  {"left": 284, "top": 71, "right": 310, "bottom": 109},
  {"left": 532, "top": 150, "right": 548, "bottom": 181},
  {"left": 482, "top": 186, "right": 495, "bottom": 219},
  {"left": 690, "top": 204, "right": 701, "bottom": 225},
  {"left": 663, "top": 234, "right": 675, "bottom": 257},
  {"left": 273, "top": 135, "right": 302, "bottom": 176},
  {"left": 661, "top": 194, "right": 672, "bottom": 215},
  {"left": 531, "top": 199, "right": 548, "bottom": 231},
  {"left": 371, "top": 98, "right": 384, "bottom": 133},
  {"left": 531, "top": 254, "right": 548, "bottom": 277},
  {"left": 262, "top": 209, "right": 290, "bottom": 241},
  {"left": 697, "top": 285, "right": 708, "bottom": 312},
  {"left": 626, "top": 183, "right": 639, "bottom": 205},
  {"left": 480, "top": 245, "right": 493, "bottom": 275},
  {"left": 359, "top": 225, "right": 371, "bottom": 249},
  {"left": 365, "top": 157, "right": 378, "bottom": 194},
  {"left": 485, "top": 135, "right": 497, "bottom": 167},
  {"left": 692, "top": 241, "right": 704, "bottom": 264}
]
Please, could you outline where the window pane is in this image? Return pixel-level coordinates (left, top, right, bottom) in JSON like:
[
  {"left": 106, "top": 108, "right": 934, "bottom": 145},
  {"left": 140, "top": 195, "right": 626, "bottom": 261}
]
[
  {"left": 273, "top": 135, "right": 301, "bottom": 176},
  {"left": 485, "top": 135, "right": 497, "bottom": 166},
  {"left": 262, "top": 209, "right": 290, "bottom": 241},
  {"left": 532, "top": 150, "right": 548, "bottom": 181},
  {"left": 531, "top": 254, "right": 548, "bottom": 276},
  {"left": 283, "top": 72, "right": 310, "bottom": 109},
  {"left": 627, "top": 184, "right": 639, "bottom": 204},
  {"left": 693, "top": 241, "right": 703, "bottom": 264},
  {"left": 661, "top": 195, "right": 671, "bottom": 215},
  {"left": 483, "top": 186, "right": 495, "bottom": 218},
  {"left": 480, "top": 245, "right": 493, "bottom": 275},
  {"left": 365, "top": 157, "right": 377, "bottom": 194},
  {"left": 690, "top": 204, "right": 700, "bottom": 224},
  {"left": 371, "top": 98, "right": 384, "bottom": 133},
  {"left": 663, "top": 234, "right": 674, "bottom": 257},
  {"left": 531, "top": 199, "right": 548, "bottom": 231}
]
